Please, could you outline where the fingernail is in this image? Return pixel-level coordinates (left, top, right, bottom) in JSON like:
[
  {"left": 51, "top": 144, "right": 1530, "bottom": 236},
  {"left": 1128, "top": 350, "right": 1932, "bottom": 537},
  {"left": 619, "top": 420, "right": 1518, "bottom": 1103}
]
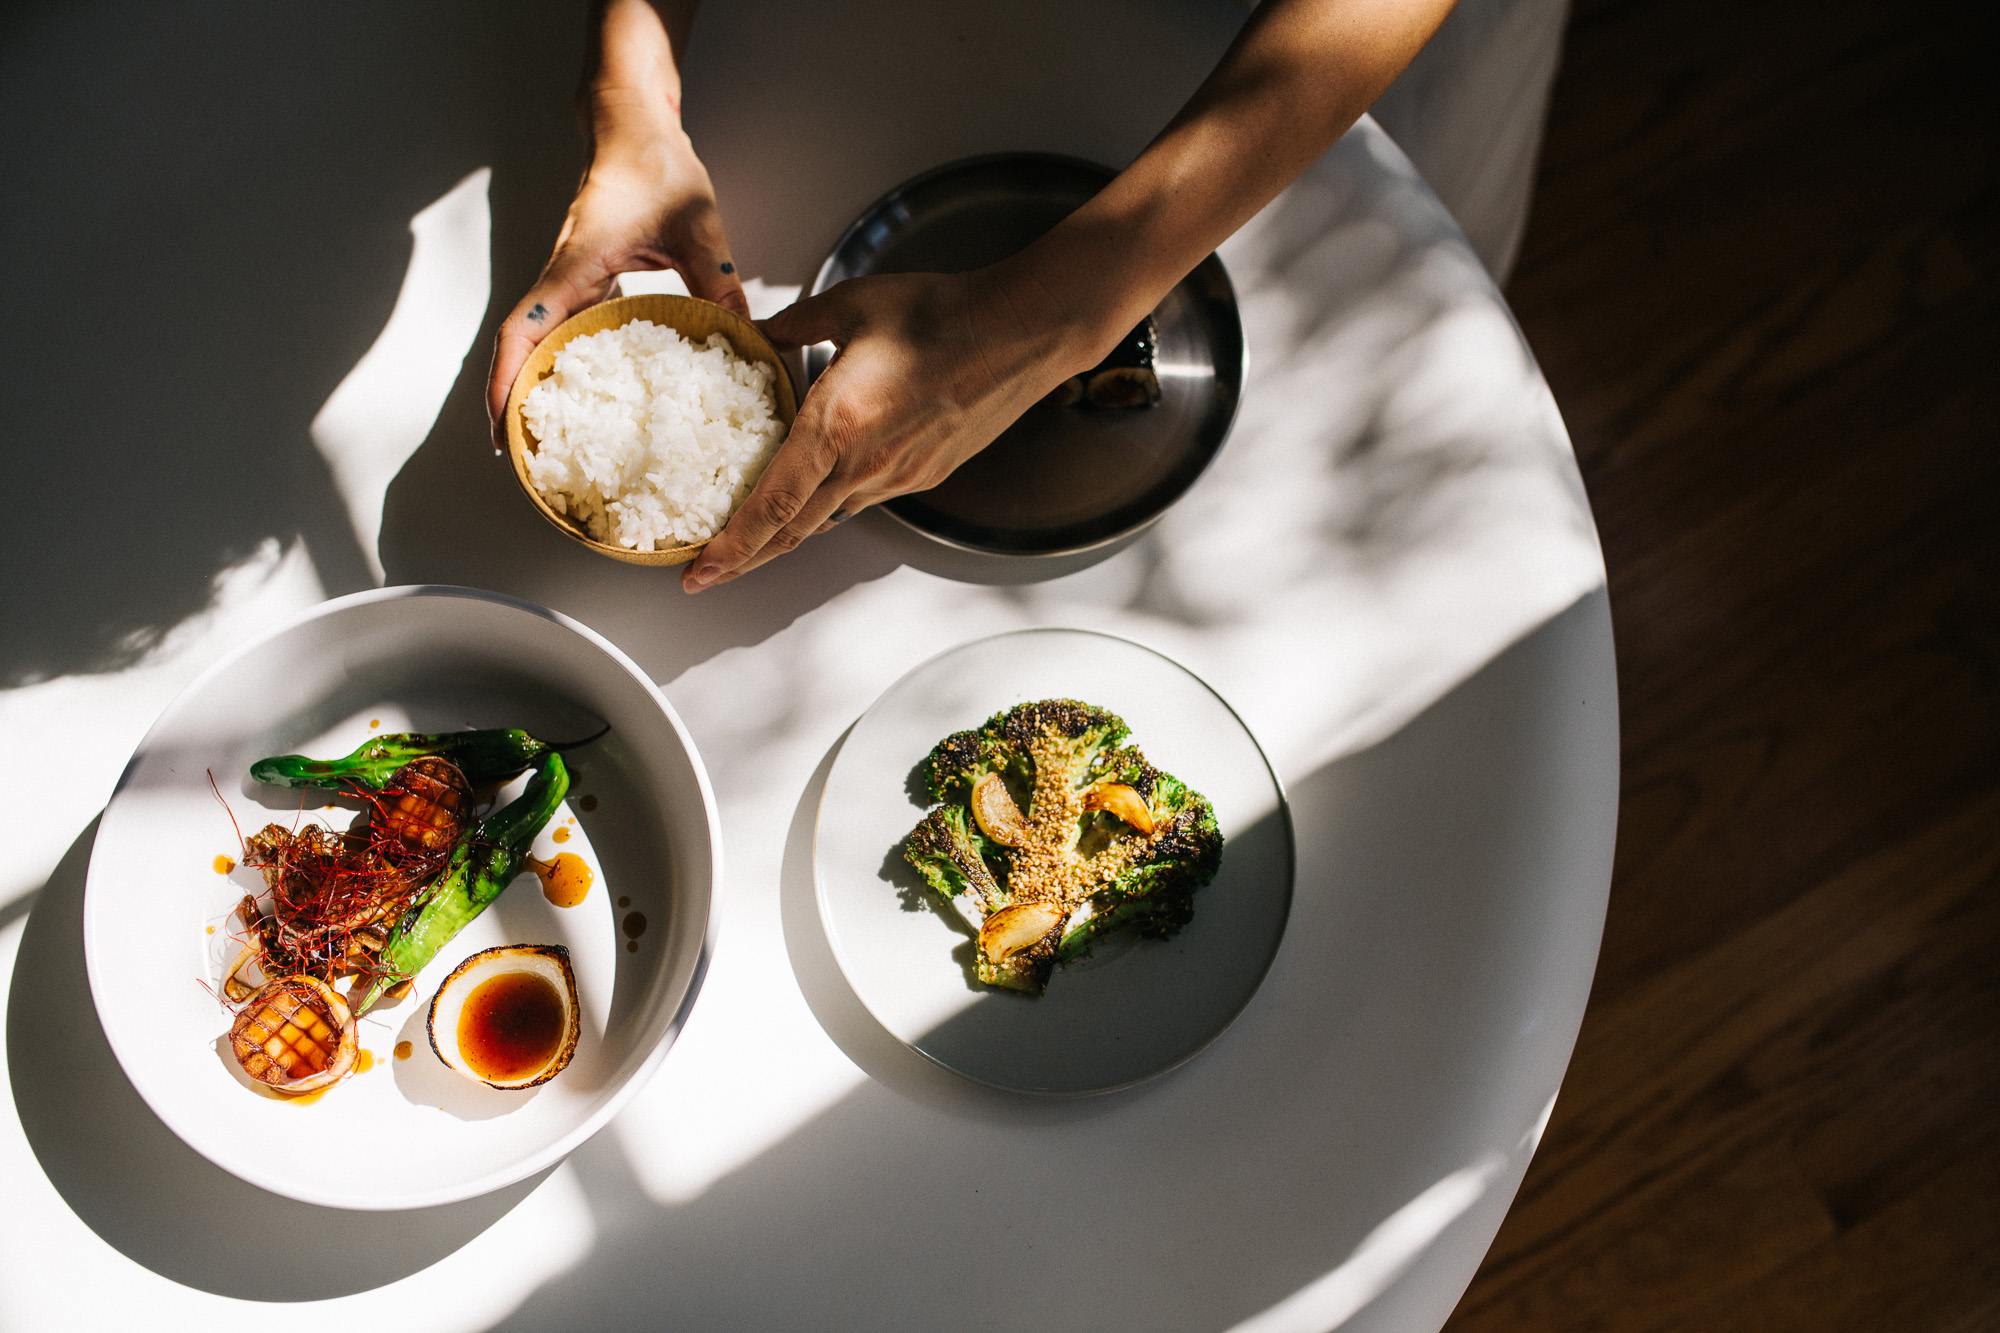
[{"left": 684, "top": 563, "right": 720, "bottom": 591}]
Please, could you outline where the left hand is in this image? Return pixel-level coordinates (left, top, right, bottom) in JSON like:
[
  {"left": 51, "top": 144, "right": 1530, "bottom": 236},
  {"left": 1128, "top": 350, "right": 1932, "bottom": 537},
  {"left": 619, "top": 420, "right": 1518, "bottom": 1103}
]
[
  {"left": 682, "top": 264, "right": 1096, "bottom": 591},
  {"left": 486, "top": 130, "right": 746, "bottom": 455}
]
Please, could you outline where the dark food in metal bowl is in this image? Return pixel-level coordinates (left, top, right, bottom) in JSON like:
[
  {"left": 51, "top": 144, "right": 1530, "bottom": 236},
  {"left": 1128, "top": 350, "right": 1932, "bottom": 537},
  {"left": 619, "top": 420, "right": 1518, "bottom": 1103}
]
[{"left": 1043, "top": 314, "right": 1161, "bottom": 411}]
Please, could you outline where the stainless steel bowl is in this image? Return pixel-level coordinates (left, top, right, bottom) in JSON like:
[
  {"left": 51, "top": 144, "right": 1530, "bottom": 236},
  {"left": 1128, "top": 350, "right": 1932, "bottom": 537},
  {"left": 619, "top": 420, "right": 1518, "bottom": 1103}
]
[{"left": 807, "top": 153, "right": 1245, "bottom": 557}]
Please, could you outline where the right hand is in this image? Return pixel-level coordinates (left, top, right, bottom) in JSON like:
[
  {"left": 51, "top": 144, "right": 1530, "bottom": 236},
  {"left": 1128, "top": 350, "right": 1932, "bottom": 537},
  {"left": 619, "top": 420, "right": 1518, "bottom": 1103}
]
[
  {"left": 681, "top": 261, "right": 1110, "bottom": 592},
  {"left": 485, "top": 130, "right": 748, "bottom": 452}
]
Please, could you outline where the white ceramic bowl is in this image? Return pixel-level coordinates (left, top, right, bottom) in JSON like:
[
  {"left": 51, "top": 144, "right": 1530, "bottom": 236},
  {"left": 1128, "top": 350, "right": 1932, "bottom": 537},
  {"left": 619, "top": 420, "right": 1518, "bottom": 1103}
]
[{"left": 83, "top": 586, "right": 720, "bottom": 1209}]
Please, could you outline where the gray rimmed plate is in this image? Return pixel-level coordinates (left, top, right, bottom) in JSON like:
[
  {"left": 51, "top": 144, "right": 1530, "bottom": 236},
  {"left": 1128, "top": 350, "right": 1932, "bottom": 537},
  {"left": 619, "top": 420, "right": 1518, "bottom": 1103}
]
[
  {"left": 807, "top": 154, "right": 1245, "bottom": 556},
  {"left": 813, "top": 628, "right": 1292, "bottom": 1094}
]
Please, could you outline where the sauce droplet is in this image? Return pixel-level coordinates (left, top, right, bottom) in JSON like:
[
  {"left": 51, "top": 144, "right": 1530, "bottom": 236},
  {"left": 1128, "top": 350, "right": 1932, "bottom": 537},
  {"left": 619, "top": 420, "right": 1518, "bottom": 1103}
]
[
  {"left": 458, "top": 972, "right": 566, "bottom": 1083},
  {"left": 214, "top": 854, "right": 236, "bottom": 874},
  {"left": 370, "top": 718, "right": 381, "bottom": 728},
  {"left": 529, "top": 853, "right": 594, "bottom": 908},
  {"left": 206, "top": 925, "right": 216, "bottom": 935},
  {"left": 617, "top": 896, "right": 631, "bottom": 909},
  {"left": 355, "top": 1049, "right": 376, "bottom": 1074},
  {"left": 552, "top": 825, "right": 571, "bottom": 844},
  {"left": 579, "top": 794, "right": 598, "bottom": 812},
  {"left": 394, "top": 1040, "right": 414, "bottom": 1060},
  {"left": 622, "top": 910, "right": 647, "bottom": 938},
  {"left": 627, "top": 940, "right": 639, "bottom": 953}
]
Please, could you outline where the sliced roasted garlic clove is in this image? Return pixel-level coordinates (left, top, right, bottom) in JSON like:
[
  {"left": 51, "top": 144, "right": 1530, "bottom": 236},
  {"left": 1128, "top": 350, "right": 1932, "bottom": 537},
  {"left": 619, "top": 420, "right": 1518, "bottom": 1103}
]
[
  {"left": 1083, "top": 781, "right": 1156, "bottom": 834},
  {"left": 978, "top": 901, "right": 1067, "bottom": 965},
  {"left": 970, "top": 771, "right": 1030, "bottom": 847}
]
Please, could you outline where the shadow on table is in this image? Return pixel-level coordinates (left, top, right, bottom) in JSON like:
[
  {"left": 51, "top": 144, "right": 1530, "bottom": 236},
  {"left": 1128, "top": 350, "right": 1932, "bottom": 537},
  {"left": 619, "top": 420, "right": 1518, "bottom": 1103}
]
[
  {"left": 6, "top": 818, "right": 550, "bottom": 1299},
  {"left": 472, "top": 590, "right": 1614, "bottom": 1332},
  {"left": 0, "top": 1, "right": 596, "bottom": 689},
  {"left": 7, "top": 590, "right": 1612, "bottom": 1323}
]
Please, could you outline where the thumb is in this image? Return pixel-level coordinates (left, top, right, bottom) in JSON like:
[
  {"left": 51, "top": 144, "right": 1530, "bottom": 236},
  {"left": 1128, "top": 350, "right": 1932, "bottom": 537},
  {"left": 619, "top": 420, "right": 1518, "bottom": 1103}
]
[
  {"left": 758, "top": 286, "right": 854, "bottom": 352},
  {"left": 678, "top": 255, "right": 750, "bottom": 318},
  {"left": 665, "top": 199, "right": 751, "bottom": 316},
  {"left": 487, "top": 263, "right": 612, "bottom": 451}
]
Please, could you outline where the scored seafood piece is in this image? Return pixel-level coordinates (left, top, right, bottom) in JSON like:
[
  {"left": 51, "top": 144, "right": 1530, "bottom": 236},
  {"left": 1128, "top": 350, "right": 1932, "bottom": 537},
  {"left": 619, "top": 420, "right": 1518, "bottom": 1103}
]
[
  {"left": 375, "top": 755, "right": 474, "bottom": 857},
  {"left": 229, "top": 976, "right": 358, "bottom": 1095}
]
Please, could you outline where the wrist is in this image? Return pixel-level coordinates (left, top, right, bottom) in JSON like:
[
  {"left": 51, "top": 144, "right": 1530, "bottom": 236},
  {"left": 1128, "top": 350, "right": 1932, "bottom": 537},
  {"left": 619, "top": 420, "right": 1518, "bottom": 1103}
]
[
  {"left": 588, "top": 82, "right": 684, "bottom": 154},
  {"left": 586, "top": 115, "right": 702, "bottom": 193},
  {"left": 998, "top": 238, "right": 1160, "bottom": 376}
]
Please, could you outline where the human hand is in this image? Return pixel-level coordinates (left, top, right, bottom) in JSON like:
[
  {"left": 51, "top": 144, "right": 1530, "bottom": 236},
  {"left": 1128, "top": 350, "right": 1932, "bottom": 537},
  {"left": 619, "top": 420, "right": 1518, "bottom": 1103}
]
[
  {"left": 485, "top": 131, "right": 747, "bottom": 452},
  {"left": 680, "top": 264, "right": 1101, "bottom": 591}
]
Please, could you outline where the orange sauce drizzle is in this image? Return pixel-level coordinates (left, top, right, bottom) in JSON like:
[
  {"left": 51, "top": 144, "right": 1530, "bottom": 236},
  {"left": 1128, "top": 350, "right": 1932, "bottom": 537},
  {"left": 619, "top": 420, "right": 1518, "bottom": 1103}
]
[{"left": 528, "top": 853, "right": 593, "bottom": 908}]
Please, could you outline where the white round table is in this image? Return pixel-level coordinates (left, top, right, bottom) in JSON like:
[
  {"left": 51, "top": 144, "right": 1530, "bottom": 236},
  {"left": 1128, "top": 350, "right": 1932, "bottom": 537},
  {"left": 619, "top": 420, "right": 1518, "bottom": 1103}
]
[{"left": 0, "top": 3, "right": 1614, "bottom": 1329}]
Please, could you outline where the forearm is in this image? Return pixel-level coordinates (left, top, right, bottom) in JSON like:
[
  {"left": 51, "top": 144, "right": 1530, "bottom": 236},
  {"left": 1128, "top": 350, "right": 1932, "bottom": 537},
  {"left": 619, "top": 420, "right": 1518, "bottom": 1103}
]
[
  {"left": 1019, "top": 0, "right": 1458, "bottom": 362},
  {"left": 583, "top": 0, "right": 696, "bottom": 158},
  {"left": 486, "top": 0, "right": 743, "bottom": 446}
]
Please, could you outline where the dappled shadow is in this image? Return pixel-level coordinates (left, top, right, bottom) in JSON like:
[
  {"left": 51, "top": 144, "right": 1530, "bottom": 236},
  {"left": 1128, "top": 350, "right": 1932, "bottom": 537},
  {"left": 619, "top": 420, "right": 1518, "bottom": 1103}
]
[
  {"left": 0, "top": 1, "right": 585, "bottom": 687},
  {"left": 2, "top": 0, "right": 1607, "bottom": 1323},
  {"left": 484, "top": 588, "right": 1615, "bottom": 1331}
]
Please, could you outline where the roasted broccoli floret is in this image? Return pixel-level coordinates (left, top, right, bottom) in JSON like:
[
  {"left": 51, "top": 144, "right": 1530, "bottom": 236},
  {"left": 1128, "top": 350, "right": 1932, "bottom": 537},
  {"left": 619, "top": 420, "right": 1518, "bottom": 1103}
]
[
  {"left": 903, "top": 804, "right": 1002, "bottom": 914},
  {"left": 902, "top": 698, "right": 1222, "bottom": 995},
  {"left": 1056, "top": 765, "right": 1222, "bottom": 963},
  {"left": 922, "top": 698, "right": 1128, "bottom": 806}
]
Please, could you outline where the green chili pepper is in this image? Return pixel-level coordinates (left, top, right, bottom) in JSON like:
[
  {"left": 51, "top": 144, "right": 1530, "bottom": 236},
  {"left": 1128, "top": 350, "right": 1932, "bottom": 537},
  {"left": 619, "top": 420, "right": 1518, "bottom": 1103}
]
[
  {"left": 250, "top": 726, "right": 603, "bottom": 792},
  {"left": 352, "top": 753, "right": 569, "bottom": 1016}
]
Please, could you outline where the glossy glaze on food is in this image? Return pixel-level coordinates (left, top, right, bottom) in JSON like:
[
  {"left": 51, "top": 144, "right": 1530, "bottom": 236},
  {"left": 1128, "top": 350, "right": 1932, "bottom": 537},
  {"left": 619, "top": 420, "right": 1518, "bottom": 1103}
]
[{"left": 456, "top": 972, "right": 568, "bottom": 1083}]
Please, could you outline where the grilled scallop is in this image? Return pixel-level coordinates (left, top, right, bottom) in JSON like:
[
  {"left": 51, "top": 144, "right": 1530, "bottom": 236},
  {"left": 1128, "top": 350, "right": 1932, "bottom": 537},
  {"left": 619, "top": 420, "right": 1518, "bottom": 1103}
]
[{"left": 229, "top": 976, "right": 358, "bottom": 1095}]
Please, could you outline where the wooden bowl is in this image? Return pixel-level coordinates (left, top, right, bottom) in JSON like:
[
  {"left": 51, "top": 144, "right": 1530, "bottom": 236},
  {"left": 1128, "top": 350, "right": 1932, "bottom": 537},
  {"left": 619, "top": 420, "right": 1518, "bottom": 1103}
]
[{"left": 504, "top": 293, "right": 799, "bottom": 566}]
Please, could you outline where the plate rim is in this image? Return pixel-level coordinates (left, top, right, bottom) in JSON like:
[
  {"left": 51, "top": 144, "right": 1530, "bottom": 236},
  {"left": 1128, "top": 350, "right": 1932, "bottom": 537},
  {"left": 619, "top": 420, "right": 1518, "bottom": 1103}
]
[
  {"left": 812, "top": 625, "right": 1294, "bottom": 1095},
  {"left": 80, "top": 583, "right": 724, "bottom": 1210}
]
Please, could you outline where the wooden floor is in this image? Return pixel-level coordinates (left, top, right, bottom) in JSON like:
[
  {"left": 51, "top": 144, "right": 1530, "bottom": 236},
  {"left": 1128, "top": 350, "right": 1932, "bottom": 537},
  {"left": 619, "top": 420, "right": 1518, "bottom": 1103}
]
[{"left": 1444, "top": 0, "right": 2000, "bottom": 1328}]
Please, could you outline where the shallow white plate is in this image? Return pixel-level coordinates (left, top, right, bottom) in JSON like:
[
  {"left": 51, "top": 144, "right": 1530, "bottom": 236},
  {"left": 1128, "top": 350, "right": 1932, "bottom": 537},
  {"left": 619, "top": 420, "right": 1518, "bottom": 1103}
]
[
  {"left": 815, "top": 628, "right": 1292, "bottom": 1093},
  {"left": 83, "top": 586, "right": 720, "bottom": 1210}
]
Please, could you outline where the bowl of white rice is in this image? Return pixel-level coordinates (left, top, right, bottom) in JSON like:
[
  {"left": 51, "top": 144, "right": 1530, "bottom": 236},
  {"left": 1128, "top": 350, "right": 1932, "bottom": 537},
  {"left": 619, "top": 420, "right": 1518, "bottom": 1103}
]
[{"left": 504, "top": 293, "right": 798, "bottom": 565}]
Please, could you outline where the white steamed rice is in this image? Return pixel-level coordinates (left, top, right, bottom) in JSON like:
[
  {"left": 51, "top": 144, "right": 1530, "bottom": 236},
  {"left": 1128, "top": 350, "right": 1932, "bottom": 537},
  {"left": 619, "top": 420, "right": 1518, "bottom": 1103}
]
[{"left": 521, "top": 319, "right": 784, "bottom": 551}]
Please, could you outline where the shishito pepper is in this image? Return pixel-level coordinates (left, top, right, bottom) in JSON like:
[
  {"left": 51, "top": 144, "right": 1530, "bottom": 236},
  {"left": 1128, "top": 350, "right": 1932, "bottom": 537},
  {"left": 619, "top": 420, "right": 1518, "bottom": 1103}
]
[
  {"left": 352, "top": 753, "right": 569, "bottom": 1016},
  {"left": 250, "top": 726, "right": 600, "bottom": 792}
]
